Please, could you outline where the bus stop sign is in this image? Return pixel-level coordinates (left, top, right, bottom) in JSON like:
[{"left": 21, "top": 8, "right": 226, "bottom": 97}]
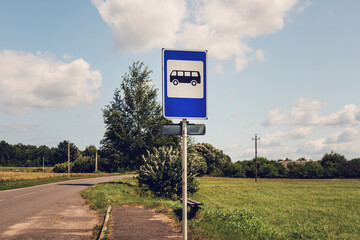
[{"left": 162, "top": 49, "right": 207, "bottom": 119}]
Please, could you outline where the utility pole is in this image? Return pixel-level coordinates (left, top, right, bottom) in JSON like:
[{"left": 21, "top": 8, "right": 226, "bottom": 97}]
[
  {"left": 68, "top": 141, "right": 70, "bottom": 177},
  {"left": 43, "top": 157, "right": 45, "bottom": 172},
  {"left": 95, "top": 149, "right": 98, "bottom": 172},
  {"left": 252, "top": 134, "right": 260, "bottom": 182}
]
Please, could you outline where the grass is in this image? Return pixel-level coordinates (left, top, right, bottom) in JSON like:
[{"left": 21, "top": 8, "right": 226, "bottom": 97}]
[
  {"left": 190, "top": 177, "right": 360, "bottom": 239},
  {"left": 0, "top": 166, "right": 53, "bottom": 172},
  {"left": 0, "top": 171, "right": 120, "bottom": 191},
  {"left": 81, "top": 177, "right": 360, "bottom": 240}
]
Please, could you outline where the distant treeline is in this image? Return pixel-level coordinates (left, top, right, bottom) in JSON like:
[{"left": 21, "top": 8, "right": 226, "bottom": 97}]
[
  {"left": 215, "top": 152, "right": 360, "bottom": 179},
  {"left": 185, "top": 143, "right": 360, "bottom": 179},
  {"left": 0, "top": 140, "right": 94, "bottom": 168},
  {"left": 1, "top": 139, "right": 360, "bottom": 178}
]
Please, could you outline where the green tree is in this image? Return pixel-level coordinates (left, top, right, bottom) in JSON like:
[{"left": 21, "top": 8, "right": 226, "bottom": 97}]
[
  {"left": 304, "top": 161, "right": 324, "bottom": 178},
  {"left": 189, "top": 143, "right": 231, "bottom": 176},
  {"left": 287, "top": 162, "right": 306, "bottom": 178},
  {"left": 223, "top": 162, "right": 246, "bottom": 178},
  {"left": 101, "top": 61, "right": 179, "bottom": 171},
  {"left": 320, "top": 151, "right": 347, "bottom": 178},
  {"left": 55, "top": 141, "right": 80, "bottom": 165}
]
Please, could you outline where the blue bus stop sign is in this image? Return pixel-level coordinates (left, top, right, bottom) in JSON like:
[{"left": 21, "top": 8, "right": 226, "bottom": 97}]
[{"left": 162, "top": 49, "right": 208, "bottom": 119}]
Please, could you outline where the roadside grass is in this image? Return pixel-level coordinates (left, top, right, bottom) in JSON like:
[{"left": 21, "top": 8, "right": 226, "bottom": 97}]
[
  {"left": 81, "top": 177, "right": 360, "bottom": 240},
  {"left": 0, "top": 166, "right": 53, "bottom": 172},
  {"left": 0, "top": 171, "right": 120, "bottom": 191}
]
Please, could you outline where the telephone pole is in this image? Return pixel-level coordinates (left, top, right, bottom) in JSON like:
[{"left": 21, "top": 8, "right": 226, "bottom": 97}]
[
  {"left": 68, "top": 141, "right": 70, "bottom": 177},
  {"left": 95, "top": 150, "right": 98, "bottom": 172},
  {"left": 252, "top": 134, "right": 260, "bottom": 182}
]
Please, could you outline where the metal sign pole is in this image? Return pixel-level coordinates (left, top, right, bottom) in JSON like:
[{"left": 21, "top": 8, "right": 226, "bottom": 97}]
[{"left": 181, "top": 119, "right": 188, "bottom": 240}]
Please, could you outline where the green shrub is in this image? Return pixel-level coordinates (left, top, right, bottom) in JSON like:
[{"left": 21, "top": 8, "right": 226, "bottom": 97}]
[
  {"left": 72, "top": 155, "right": 94, "bottom": 173},
  {"left": 222, "top": 162, "right": 245, "bottom": 177},
  {"left": 138, "top": 146, "right": 200, "bottom": 199},
  {"left": 52, "top": 162, "right": 74, "bottom": 173}
]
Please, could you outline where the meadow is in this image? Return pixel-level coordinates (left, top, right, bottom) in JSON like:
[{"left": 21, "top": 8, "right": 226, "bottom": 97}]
[{"left": 81, "top": 177, "right": 360, "bottom": 240}]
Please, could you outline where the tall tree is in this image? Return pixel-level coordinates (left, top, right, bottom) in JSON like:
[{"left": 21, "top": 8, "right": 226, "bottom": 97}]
[
  {"left": 101, "top": 61, "right": 179, "bottom": 171},
  {"left": 55, "top": 140, "right": 79, "bottom": 165}
]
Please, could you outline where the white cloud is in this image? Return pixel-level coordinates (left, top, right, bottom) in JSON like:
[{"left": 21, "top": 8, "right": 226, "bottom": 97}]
[
  {"left": 261, "top": 127, "right": 313, "bottom": 146},
  {"left": 91, "top": 0, "right": 188, "bottom": 52},
  {"left": 288, "top": 126, "right": 314, "bottom": 138},
  {"left": 92, "top": 0, "right": 300, "bottom": 71},
  {"left": 325, "top": 128, "right": 359, "bottom": 144},
  {"left": 0, "top": 50, "right": 102, "bottom": 114},
  {"left": 264, "top": 97, "right": 360, "bottom": 127}
]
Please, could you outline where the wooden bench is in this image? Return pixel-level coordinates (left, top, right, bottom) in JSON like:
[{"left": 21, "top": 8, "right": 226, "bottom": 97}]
[{"left": 180, "top": 198, "right": 203, "bottom": 217}]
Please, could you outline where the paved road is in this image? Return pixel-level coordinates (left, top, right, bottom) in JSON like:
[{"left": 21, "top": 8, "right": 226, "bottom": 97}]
[{"left": 0, "top": 175, "right": 134, "bottom": 239}]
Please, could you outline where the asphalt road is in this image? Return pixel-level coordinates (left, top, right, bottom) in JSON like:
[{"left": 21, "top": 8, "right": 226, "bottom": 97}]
[{"left": 0, "top": 175, "right": 134, "bottom": 239}]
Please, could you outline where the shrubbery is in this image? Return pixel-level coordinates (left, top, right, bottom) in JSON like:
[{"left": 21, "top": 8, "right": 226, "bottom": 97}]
[
  {"left": 52, "top": 162, "right": 74, "bottom": 173},
  {"left": 52, "top": 155, "right": 95, "bottom": 173},
  {"left": 138, "top": 146, "right": 200, "bottom": 199}
]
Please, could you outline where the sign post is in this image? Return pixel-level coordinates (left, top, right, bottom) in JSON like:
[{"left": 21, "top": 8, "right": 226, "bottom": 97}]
[
  {"left": 181, "top": 119, "right": 188, "bottom": 240},
  {"left": 162, "top": 49, "right": 207, "bottom": 240}
]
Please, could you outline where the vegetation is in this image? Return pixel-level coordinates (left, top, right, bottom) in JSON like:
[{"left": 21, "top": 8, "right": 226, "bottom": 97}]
[
  {"left": 100, "top": 61, "right": 179, "bottom": 171},
  {"left": 81, "top": 177, "right": 360, "bottom": 240},
  {"left": 138, "top": 146, "right": 200, "bottom": 198}
]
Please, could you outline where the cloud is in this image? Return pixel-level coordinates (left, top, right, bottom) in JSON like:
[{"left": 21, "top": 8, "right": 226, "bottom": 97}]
[
  {"left": 325, "top": 128, "right": 359, "bottom": 144},
  {"left": 91, "top": 0, "right": 188, "bottom": 52},
  {"left": 0, "top": 50, "right": 102, "bottom": 114},
  {"left": 92, "top": 0, "right": 300, "bottom": 71},
  {"left": 264, "top": 97, "right": 360, "bottom": 127},
  {"left": 261, "top": 127, "right": 313, "bottom": 146}
]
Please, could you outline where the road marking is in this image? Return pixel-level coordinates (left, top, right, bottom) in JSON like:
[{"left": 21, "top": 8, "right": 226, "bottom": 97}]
[
  {"left": 39, "top": 187, "right": 53, "bottom": 192},
  {"left": 14, "top": 191, "right": 36, "bottom": 198}
]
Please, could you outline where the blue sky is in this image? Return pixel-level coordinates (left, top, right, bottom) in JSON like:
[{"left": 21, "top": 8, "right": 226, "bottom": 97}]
[{"left": 0, "top": 0, "right": 359, "bottom": 161}]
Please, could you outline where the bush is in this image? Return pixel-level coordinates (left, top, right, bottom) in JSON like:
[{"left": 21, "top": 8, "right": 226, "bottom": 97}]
[
  {"left": 138, "top": 146, "right": 200, "bottom": 199},
  {"left": 52, "top": 162, "right": 74, "bottom": 173},
  {"left": 72, "top": 155, "right": 95, "bottom": 173},
  {"left": 223, "top": 162, "right": 245, "bottom": 178}
]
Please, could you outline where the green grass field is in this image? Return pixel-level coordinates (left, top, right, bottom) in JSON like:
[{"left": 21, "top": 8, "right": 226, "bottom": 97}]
[
  {"left": 81, "top": 177, "right": 360, "bottom": 240},
  {"left": 190, "top": 177, "right": 360, "bottom": 239}
]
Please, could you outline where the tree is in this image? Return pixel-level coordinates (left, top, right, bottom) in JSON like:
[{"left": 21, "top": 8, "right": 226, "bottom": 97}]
[
  {"left": 189, "top": 143, "right": 231, "bottom": 176},
  {"left": 223, "top": 162, "right": 245, "bottom": 178},
  {"left": 100, "top": 61, "right": 179, "bottom": 171},
  {"left": 287, "top": 162, "right": 306, "bottom": 178},
  {"left": 55, "top": 141, "right": 79, "bottom": 165},
  {"left": 320, "top": 151, "right": 347, "bottom": 178},
  {"left": 303, "top": 161, "right": 323, "bottom": 178}
]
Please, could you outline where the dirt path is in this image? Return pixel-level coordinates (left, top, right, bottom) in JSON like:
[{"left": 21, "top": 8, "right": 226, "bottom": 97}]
[{"left": 110, "top": 205, "right": 182, "bottom": 240}]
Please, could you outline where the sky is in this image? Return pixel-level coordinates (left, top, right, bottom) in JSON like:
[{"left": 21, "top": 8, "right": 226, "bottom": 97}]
[{"left": 0, "top": 0, "right": 359, "bottom": 161}]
